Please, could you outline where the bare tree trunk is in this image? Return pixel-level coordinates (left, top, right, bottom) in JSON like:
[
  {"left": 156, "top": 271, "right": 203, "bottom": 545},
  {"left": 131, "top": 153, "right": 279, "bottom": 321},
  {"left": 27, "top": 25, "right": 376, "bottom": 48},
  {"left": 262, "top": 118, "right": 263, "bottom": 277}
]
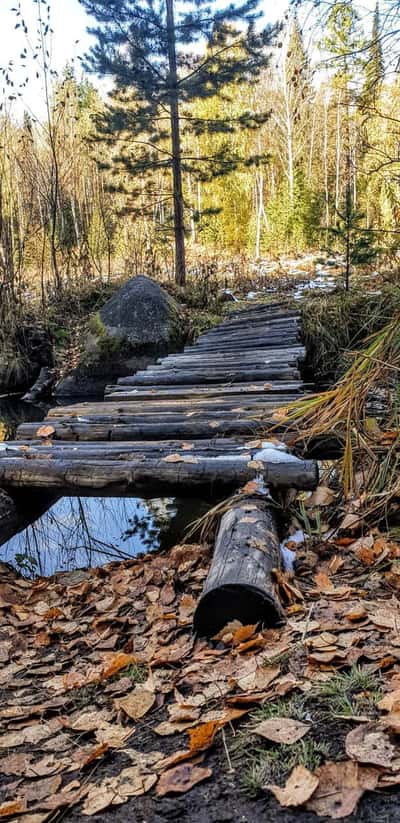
[
  {"left": 166, "top": 0, "right": 186, "bottom": 286},
  {"left": 323, "top": 91, "right": 330, "bottom": 243},
  {"left": 335, "top": 90, "right": 342, "bottom": 226}
]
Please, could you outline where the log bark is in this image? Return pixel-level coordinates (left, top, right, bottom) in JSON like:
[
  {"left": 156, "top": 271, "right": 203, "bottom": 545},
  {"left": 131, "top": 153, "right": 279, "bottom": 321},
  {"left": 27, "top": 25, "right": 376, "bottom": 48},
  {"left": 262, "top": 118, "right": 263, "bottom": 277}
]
[
  {"left": 156, "top": 354, "right": 303, "bottom": 370},
  {"left": 193, "top": 497, "right": 283, "bottom": 636},
  {"left": 17, "top": 416, "right": 292, "bottom": 441},
  {"left": 162, "top": 346, "right": 305, "bottom": 364},
  {"left": 0, "top": 453, "right": 319, "bottom": 493},
  {"left": 129, "top": 368, "right": 300, "bottom": 386},
  {"left": 187, "top": 337, "right": 300, "bottom": 353},
  {"left": 111, "top": 381, "right": 304, "bottom": 394},
  {"left": 47, "top": 396, "right": 298, "bottom": 418}
]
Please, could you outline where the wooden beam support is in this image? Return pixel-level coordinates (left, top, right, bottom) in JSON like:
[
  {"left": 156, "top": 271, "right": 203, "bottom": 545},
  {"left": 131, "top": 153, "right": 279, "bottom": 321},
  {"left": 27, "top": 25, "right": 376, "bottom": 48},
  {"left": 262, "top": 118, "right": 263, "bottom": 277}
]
[
  {"left": 193, "top": 496, "right": 283, "bottom": 636},
  {"left": 0, "top": 452, "right": 318, "bottom": 493}
]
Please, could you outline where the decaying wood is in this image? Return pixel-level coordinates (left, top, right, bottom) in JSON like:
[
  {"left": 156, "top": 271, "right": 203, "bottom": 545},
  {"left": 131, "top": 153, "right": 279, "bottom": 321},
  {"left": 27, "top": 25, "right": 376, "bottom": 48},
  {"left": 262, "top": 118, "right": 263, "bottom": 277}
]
[
  {"left": 17, "top": 417, "right": 285, "bottom": 441},
  {"left": 0, "top": 452, "right": 318, "bottom": 493},
  {"left": 194, "top": 496, "right": 283, "bottom": 636},
  {"left": 106, "top": 381, "right": 305, "bottom": 396},
  {"left": 126, "top": 368, "right": 300, "bottom": 386}
]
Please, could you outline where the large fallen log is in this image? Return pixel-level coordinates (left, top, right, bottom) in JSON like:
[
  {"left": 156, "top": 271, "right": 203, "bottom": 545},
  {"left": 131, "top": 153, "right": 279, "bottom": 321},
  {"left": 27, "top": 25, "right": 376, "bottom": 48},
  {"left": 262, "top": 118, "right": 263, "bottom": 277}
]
[
  {"left": 193, "top": 496, "right": 283, "bottom": 636},
  {"left": 0, "top": 452, "right": 319, "bottom": 493}
]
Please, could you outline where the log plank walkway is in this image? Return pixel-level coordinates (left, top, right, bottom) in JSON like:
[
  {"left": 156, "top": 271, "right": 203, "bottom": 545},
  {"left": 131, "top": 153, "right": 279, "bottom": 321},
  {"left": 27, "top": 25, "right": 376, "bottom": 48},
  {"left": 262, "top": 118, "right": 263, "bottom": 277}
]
[{"left": 0, "top": 302, "right": 318, "bottom": 496}]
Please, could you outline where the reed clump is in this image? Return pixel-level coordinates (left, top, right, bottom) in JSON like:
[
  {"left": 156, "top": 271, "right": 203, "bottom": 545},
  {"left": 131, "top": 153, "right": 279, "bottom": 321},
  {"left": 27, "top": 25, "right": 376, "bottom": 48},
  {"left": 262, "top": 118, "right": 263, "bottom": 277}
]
[{"left": 279, "top": 313, "right": 400, "bottom": 525}]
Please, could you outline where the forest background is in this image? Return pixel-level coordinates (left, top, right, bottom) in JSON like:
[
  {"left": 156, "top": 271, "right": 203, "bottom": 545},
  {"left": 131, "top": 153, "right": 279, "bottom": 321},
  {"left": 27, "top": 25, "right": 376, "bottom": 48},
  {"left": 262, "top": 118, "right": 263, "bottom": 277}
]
[{"left": 0, "top": 0, "right": 399, "bottom": 388}]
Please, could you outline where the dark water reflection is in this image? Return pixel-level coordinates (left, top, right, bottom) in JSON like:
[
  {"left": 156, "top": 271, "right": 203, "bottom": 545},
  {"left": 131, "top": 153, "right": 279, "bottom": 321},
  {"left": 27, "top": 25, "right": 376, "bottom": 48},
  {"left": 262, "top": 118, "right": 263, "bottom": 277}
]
[
  {"left": 0, "top": 397, "right": 46, "bottom": 440},
  {"left": 1, "top": 495, "right": 209, "bottom": 578},
  {"left": 0, "top": 397, "right": 211, "bottom": 577}
]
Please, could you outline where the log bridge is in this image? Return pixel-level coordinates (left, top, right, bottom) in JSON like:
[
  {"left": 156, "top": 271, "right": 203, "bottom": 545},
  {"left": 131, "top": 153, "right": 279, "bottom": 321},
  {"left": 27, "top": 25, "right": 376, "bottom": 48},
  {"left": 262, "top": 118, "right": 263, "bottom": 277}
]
[{"left": 0, "top": 302, "right": 318, "bottom": 635}]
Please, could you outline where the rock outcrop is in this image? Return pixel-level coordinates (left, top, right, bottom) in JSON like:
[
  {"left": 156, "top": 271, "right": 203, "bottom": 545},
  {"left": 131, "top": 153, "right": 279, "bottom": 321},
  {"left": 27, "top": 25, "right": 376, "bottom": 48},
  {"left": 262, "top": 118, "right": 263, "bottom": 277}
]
[{"left": 56, "top": 275, "right": 185, "bottom": 397}]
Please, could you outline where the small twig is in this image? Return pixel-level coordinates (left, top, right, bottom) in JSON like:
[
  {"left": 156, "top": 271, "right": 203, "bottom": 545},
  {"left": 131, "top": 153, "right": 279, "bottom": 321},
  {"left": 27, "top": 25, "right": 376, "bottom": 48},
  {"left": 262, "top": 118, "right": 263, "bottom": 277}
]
[
  {"left": 301, "top": 603, "right": 315, "bottom": 642},
  {"left": 221, "top": 726, "right": 234, "bottom": 774}
]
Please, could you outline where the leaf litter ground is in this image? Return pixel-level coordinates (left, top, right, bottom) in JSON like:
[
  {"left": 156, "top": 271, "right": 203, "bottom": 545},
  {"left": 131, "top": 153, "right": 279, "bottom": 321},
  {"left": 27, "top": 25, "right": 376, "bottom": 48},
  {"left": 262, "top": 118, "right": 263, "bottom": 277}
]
[{"left": 3, "top": 523, "right": 400, "bottom": 821}]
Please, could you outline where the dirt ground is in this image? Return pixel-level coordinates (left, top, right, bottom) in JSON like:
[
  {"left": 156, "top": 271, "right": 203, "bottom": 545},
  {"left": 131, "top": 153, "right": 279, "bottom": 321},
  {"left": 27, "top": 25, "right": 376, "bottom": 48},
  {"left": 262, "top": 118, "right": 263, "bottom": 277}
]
[{"left": 2, "top": 529, "right": 400, "bottom": 822}]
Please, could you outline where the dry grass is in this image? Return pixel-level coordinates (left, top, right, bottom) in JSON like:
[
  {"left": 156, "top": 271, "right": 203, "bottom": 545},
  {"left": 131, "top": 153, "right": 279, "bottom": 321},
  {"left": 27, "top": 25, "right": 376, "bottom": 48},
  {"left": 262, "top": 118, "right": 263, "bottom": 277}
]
[{"left": 277, "top": 313, "right": 400, "bottom": 524}]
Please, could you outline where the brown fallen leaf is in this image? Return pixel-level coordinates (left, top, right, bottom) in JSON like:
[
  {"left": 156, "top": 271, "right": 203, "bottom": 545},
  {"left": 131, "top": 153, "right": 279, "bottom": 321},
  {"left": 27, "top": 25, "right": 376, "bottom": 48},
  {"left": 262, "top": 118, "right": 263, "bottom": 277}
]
[
  {"left": 154, "top": 720, "right": 198, "bottom": 736},
  {"left": 189, "top": 720, "right": 219, "bottom": 753},
  {"left": 232, "top": 623, "right": 258, "bottom": 646},
  {"left": 378, "top": 689, "right": 400, "bottom": 713},
  {"left": 0, "top": 722, "right": 57, "bottom": 749},
  {"left": 382, "top": 712, "right": 400, "bottom": 734},
  {"left": 116, "top": 688, "right": 155, "bottom": 720},
  {"left": 306, "top": 761, "right": 379, "bottom": 819},
  {"left": 247, "top": 460, "right": 264, "bottom": 470},
  {"left": 266, "top": 765, "right": 319, "bottom": 807},
  {"left": 21, "top": 775, "right": 62, "bottom": 803},
  {"left": 0, "top": 753, "right": 33, "bottom": 776},
  {"left": 73, "top": 743, "right": 109, "bottom": 769},
  {"left": 36, "top": 425, "right": 55, "bottom": 439},
  {"left": 156, "top": 763, "right": 212, "bottom": 797},
  {"left": 305, "top": 486, "right": 336, "bottom": 507},
  {"left": 82, "top": 767, "right": 157, "bottom": 815},
  {"left": 0, "top": 800, "right": 27, "bottom": 818},
  {"left": 69, "top": 710, "right": 111, "bottom": 732},
  {"left": 345, "top": 722, "right": 396, "bottom": 766},
  {"left": 100, "top": 652, "right": 138, "bottom": 680},
  {"left": 253, "top": 717, "right": 310, "bottom": 744},
  {"left": 162, "top": 454, "right": 198, "bottom": 464},
  {"left": 95, "top": 723, "right": 135, "bottom": 748}
]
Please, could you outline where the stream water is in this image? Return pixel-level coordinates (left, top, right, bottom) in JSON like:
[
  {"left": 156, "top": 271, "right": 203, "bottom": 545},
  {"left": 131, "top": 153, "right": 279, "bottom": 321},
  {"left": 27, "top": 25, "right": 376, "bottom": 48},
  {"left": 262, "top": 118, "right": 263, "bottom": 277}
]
[{"left": 0, "top": 397, "right": 211, "bottom": 577}]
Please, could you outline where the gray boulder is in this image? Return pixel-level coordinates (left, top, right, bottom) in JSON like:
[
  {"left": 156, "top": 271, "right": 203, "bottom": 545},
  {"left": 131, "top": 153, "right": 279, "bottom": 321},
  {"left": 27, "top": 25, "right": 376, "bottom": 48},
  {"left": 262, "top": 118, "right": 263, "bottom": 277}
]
[{"left": 56, "top": 275, "right": 185, "bottom": 397}]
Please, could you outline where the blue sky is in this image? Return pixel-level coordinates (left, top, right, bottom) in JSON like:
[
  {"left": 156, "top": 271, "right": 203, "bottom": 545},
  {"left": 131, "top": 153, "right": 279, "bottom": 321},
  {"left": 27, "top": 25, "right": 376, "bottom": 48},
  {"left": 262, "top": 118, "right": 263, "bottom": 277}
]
[{"left": 0, "top": 0, "right": 291, "bottom": 118}]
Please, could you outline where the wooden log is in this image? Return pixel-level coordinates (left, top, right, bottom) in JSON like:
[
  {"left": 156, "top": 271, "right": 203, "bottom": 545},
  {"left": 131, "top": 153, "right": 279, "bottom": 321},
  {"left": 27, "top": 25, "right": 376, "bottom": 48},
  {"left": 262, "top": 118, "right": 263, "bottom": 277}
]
[
  {"left": 0, "top": 453, "right": 319, "bottom": 493},
  {"left": 219, "top": 309, "right": 299, "bottom": 325},
  {"left": 156, "top": 353, "right": 304, "bottom": 370},
  {"left": 104, "top": 390, "right": 305, "bottom": 404},
  {"left": 112, "top": 380, "right": 304, "bottom": 394},
  {"left": 204, "top": 316, "right": 300, "bottom": 335},
  {"left": 128, "top": 368, "right": 300, "bottom": 386},
  {"left": 188, "top": 337, "right": 300, "bottom": 353},
  {"left": 162, "top": 346, "right": 305, "bottom": 364},
  {"left": 193, "top": 497, "right": 283, "bottom": 636},
  {"left": 225, "top": 302, "right": 288, "bottom": 318},
  {"left": 37, "top": 409, "right": 280, "bottom": 426},
  {"left": 197, "top": 328, "right": 300, "bottom": 346},
  {"left": 105, "top": 384, "right": 306, "bottom": 399},
  {"left": 4, "top": 437, "right": 289, "bottom": 461},
  {"left": 47, "top": 396, "right": 298, "bottom": 418},
  {"left": 17, "top": 417, "right": 281, "bottom": 441}
]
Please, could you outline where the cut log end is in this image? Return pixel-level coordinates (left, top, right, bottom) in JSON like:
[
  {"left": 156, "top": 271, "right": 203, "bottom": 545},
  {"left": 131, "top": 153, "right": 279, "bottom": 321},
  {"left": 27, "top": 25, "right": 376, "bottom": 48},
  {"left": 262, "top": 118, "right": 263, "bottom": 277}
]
[
  {"left": 193, "top": 583, "right": 282, "bottom": 637},
  {"left": 193, "top": 497, "right": 284, "bottom": 638}
]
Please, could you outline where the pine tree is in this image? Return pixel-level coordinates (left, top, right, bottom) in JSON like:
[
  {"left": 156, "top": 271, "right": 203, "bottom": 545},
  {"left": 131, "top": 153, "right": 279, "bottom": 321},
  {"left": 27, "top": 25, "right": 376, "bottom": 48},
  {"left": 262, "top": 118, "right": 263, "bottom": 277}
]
[
  {"left": 79, "top": 0, "right": 276, "bottom": 285},
  {"left": 330, "top": 191, "right": 379, "bottom": 290}
]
